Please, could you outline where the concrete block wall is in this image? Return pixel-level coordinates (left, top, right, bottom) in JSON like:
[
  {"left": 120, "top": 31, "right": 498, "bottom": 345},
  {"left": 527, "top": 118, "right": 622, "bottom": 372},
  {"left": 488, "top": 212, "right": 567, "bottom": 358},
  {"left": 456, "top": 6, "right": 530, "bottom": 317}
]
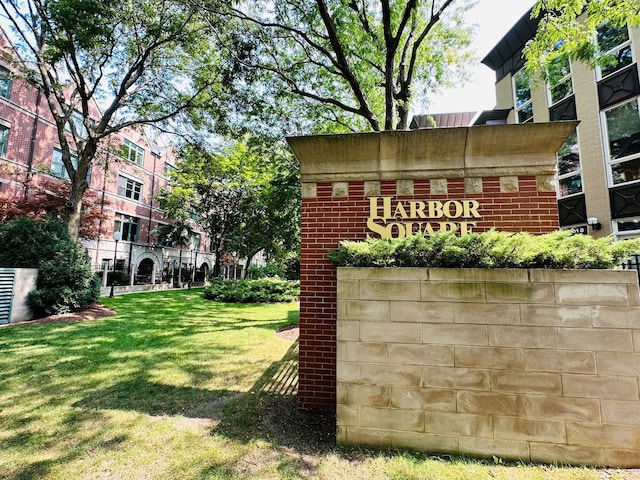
[{"left": 336, "top": 267, "right": 640, "bottom": 468}]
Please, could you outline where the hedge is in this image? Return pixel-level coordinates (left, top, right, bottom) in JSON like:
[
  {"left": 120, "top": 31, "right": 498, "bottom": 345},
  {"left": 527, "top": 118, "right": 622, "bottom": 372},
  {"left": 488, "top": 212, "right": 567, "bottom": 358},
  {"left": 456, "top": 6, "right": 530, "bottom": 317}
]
[{"left": 329, "top": 231, "right": 640, "bottom": 270}]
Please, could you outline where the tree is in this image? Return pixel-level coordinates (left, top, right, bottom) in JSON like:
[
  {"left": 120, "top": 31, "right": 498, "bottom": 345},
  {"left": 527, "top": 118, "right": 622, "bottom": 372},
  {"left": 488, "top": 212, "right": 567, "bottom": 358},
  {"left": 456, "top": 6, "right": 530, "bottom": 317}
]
[
  {"left": 198, "top": 0, "right": 475, "bottom": 133},
  {"left": 0, "top": 0, "right": 234, "bottom": 240},
  {"left": 225, "top": 142, "right": 300, "bottom": 277},
  {"left": 524, "top": 0, "right": 640, "bottom": 74},
  {"left": 0, "top": 178, "right": 110, "bottom": 240},
  {"left": 158, "top": 140, "right": 299, "bottom": 277}
]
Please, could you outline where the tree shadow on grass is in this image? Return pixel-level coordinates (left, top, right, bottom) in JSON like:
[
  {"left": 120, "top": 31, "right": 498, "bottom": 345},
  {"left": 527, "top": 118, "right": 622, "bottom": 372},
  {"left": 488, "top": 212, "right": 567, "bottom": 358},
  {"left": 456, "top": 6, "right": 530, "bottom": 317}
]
[{"left": 72, "top": 340, "right": 335, "bottom": 455}]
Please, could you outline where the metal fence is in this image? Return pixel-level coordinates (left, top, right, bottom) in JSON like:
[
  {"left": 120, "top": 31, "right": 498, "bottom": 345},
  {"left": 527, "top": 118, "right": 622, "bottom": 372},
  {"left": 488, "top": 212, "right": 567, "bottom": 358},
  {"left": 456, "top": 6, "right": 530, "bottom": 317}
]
[{"left": 621, "top": 254, "right": 640, "bottom": 283}]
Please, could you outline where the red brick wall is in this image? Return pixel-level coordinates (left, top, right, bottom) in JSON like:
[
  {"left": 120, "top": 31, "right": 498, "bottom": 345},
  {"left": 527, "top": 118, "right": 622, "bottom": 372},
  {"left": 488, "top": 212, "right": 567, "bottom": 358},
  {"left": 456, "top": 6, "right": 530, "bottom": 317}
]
[{"left": 298, "top": 177, "right": 559, "bottom": 411}]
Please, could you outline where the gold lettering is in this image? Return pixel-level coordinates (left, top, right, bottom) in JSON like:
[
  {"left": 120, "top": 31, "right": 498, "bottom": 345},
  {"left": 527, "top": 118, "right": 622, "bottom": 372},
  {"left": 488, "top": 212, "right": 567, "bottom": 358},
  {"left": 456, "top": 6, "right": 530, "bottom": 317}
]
[
  {"left": 394, "top": 201, "right": 409, "bottom": 219},
  {"left": 367, "top": 217, "right": 390, "bottom": 239},
  {"left": 423, "top": 222, "right": 436, "bottom": 235},
  {"left": 428, "top": 201, "right": 443, "bottom": 218},
  {"left": 369, "top": 197, "right": 392, "bottom": 220},
  {"left": 438, "top": 222, "right": 459, "bottom": 233},
  {"left": 409, "top": 201, "right": 427, "bottom": 219},
  {"left": 389, "top": 222, "right": 406, "bottom": 239},
  {"left": 459, "top": 221, "right": 476, "bottom": 235},
  {"left": 443, "top": 201, "right": 463, "bottom": 219},
  {"left": 463, "top": 200, "right": 481, "bottom": 218},
  {"left": 365, "top": 197, "right": 482, "bottom": 238}
]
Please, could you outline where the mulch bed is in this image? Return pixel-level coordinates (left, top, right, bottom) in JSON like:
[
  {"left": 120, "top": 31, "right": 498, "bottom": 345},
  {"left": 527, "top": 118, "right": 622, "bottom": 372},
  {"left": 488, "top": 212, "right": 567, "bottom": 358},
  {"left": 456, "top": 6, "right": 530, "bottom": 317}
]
[
  {"left": 275, "top": 323, "right": 299, "bottom": 341},
  {"left": 2, "top": 303, "right": 117, "bottom": 327}
]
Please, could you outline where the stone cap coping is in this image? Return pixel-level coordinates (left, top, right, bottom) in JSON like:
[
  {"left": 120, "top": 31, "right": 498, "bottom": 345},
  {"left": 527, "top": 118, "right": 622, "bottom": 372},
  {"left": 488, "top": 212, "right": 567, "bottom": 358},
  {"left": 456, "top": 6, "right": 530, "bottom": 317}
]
[{"left": 287, "top": 122, "right": 579, "bottom": 182}]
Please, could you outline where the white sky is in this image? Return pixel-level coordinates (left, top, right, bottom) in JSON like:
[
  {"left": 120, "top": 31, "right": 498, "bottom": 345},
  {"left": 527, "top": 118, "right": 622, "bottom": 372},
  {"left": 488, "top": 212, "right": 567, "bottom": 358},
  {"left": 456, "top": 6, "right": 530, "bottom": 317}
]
[{"left": 428, "top": 0, "right": 537, "bottom": 114}]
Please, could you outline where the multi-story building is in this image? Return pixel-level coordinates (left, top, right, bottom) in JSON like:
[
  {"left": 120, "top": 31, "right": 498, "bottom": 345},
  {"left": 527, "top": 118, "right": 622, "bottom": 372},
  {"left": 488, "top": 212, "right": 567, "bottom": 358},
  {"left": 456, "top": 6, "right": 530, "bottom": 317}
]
[
  {"left": 0, "top": 27, "right": 219, "bottom": 289},
  {"left": 481, "top": 10, "right": 640, "bottom": 241}
]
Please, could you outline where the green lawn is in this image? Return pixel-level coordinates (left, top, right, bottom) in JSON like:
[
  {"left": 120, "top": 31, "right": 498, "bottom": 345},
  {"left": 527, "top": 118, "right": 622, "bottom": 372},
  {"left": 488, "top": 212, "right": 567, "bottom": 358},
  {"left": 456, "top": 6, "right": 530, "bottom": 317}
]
[{"left": 0, "top": 289, "right": 637, "bottom": 479}]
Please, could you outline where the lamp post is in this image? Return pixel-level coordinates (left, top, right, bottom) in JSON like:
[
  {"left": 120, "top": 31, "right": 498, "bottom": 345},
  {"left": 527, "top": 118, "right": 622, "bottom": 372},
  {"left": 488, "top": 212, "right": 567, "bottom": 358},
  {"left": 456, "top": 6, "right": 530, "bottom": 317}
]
[{"left": 109, "top": 231, "right": 122, "bottom": 298}]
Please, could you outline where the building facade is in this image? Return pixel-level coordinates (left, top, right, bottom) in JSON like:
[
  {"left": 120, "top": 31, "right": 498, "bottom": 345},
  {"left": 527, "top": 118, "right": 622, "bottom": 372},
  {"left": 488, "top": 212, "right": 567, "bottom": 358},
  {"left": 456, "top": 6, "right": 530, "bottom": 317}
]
[
  {"left": 482, "top": 11, "right": 640, "bottom": 241},
  {"left": 0, "top": 28, "right": 217, "bottom": 287}
]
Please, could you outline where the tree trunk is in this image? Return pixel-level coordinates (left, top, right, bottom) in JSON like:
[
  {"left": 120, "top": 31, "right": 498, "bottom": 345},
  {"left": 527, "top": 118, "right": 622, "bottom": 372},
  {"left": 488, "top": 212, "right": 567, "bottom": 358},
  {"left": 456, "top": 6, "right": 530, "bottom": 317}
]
[
  {"left": 243, "top": 252, "right": 256, "bottom": 279},
  {"left": 178, "top": 247, "right": 183, "bottom": 288},
  {"left": 65, "top": 181, "right": 88, "bottom": 242}
]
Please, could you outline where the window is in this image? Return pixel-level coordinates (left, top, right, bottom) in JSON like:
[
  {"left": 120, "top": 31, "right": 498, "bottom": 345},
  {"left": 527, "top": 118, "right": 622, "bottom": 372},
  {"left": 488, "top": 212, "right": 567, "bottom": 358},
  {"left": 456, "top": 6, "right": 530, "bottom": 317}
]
[
  {"left": 114, "top": 213, "right": 140, "bottom": 242},
  {"left": 605, "top": 98, "right": 640, "bottom": 186},
  {"left": 614, "top": 217, "right": 640, "bottom": 240},
  {"left": 0, "top": 125, "right": 8, "bottom": 156},
  {"left": 117, "top": 174, "right": 143, "bottom": 201},
  {"left": 556, "top": 131, "right": 583, "bottom": 197},
  {"left": 163, "top": 162, "right": 177, "bottom": 177},
  {"left": 547, "top": 56, "right": 574, "bottom": 106},
  {"left": 51, "top": 148, "right": 84, "bottom": 180},
  {"left": 597, "top": 23, "right": 633, "bottom": 79},
  {"left": 513, "top": 70, "right": 533, "bottom": 123},
  {"left": 65, "top": 111, "right": 90, "bottom": 138},
  {"left": 121, "top": 139, "right": 145, "bottom": 165},
  {"left": 190, "top": 234, "right": 201, "bottom": 251},
  {"left": 0, "top": 67, "right": 11, "bottom": 99}
]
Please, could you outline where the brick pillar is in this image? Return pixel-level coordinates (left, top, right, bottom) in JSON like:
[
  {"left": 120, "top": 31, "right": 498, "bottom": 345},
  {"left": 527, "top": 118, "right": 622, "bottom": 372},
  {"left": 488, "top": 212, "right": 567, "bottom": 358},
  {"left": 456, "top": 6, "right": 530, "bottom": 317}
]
[{"left": 289, "top": 123, "right": 577, "bottom": 411}]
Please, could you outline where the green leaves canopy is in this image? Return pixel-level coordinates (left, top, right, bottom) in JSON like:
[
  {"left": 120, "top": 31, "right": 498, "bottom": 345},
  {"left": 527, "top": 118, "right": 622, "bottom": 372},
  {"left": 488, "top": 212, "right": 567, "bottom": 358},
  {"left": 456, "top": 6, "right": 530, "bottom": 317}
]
[
  {"left": 524, "top": 0, "right": 640, "bottom": 75},
  {"left": 157, "top": 140, "right": 300, "bottom": 276},
  {"left": 199, "top": 0, "right": 475, "bottom": 133}
]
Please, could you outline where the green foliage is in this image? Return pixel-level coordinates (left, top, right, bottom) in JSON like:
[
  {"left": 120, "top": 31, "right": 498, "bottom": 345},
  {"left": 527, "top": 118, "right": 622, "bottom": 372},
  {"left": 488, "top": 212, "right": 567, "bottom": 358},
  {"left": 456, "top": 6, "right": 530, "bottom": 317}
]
[
  {"left": 28, "top": 243, "right": 101, "bottom": 318},
  {"left": 0, "top": 216, "right": 70, "bottom": 268},
  {"left": 200, "top": 0, "right": 476, "bottom": 133},
  {"left": 524, "top": 0, "right": 640, "bottom": 77},
  {"left": 203, "top": 278, "right": 300, "bottom": 303},
  {"left": 0, "top": 216, "right": 100, "bottom": 317},
  {"left": 329, "top": 231, "right": 640, "bottom": 270},
  {"left": 247, "top": 254, "right": 300, "bottom": 281},
  {"left": 247, "top": 264, "right": 286, "bottom": 279}
]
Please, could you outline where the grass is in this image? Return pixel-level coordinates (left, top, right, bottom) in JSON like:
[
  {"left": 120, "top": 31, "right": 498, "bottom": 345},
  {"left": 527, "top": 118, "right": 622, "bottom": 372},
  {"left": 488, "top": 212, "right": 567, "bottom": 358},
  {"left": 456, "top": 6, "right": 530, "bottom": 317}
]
[{"left": 0, "top": 289, "right": 637, "bottom": 479}]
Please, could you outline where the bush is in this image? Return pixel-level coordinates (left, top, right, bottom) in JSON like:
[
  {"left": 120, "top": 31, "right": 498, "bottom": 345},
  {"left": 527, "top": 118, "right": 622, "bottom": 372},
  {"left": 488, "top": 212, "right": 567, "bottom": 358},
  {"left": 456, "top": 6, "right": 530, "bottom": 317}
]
[
  {"left": 247, "top": 253, "right": 300, "bottom": 281},
  {"left": 0, "top": 216, "right": 70, "bottom": 268},
  {"left": 247, "top": 264, "right": 286, "bottom": 279},
  {"left": 28, "top": 243, "right": 101, "bottom": 318},
  {"left": 203, "top": 278, "right": 300, "bottom": 303},
  {"left": 329, "top": 231, "right": 640, "bottom": 270},
  {"left": 0, "top": 216, "right": 100, "bottom": 318}
]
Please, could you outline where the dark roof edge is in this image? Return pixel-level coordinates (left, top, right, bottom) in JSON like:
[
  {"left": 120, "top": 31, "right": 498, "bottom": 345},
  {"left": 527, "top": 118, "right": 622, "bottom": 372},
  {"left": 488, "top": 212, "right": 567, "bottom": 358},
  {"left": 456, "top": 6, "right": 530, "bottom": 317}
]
[{"left": 481, "top": 7, "right": 540, "bottom": 72}]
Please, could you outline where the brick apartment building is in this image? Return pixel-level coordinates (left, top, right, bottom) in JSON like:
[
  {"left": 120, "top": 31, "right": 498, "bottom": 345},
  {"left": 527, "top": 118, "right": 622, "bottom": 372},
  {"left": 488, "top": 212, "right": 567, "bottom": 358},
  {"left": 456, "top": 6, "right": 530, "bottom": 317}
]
[{"left": 0, "top": 27, "right": 219, "bottom": 287}]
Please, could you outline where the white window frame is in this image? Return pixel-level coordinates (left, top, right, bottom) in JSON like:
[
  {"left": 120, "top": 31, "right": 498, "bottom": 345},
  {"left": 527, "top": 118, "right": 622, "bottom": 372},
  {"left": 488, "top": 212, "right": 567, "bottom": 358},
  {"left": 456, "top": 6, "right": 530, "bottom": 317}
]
[
  {"left": 65, "top": 111, "right": 90, "bottom": 139},
  {"left": 0, "top": 124, "right": 8, "bottom": 157},
  {"left": 613, "top": 217, "right": 640, "bottom": 241},
  {"left": 556, "top": 131, "right": 583, "bottom": 198},
  {"left": 117, "top": 173, "right": 143, "bottom": 201},
  {"left": 114, "top": 213, "right": 140, "bottom": 242},
  {"left": 596, "top": 23, "right": 634, "bottom": 81},
  {"left": 51, "top": 148, "right": 81, "bottom": 180},
  {"left": 0, "top": 67, "right": 11, "bottom": 100},
  {"left": 602, "top": 97, "right": 640, "bottom": 187},
  {"left": 122, "top": 139, "right": 145, "bottom": 166},
  {"left": 546, "top": 57, "right": 574, "bottom": 107},
  {"left": 513, "top": 69, "right": 534, "bottom": 124}
]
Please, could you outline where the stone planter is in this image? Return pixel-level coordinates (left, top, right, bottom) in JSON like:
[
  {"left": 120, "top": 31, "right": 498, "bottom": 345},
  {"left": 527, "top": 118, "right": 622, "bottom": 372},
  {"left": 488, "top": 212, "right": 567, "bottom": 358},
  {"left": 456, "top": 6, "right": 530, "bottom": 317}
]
[{"left": 336, "top": 267, "right": 640, "bottom": 468}]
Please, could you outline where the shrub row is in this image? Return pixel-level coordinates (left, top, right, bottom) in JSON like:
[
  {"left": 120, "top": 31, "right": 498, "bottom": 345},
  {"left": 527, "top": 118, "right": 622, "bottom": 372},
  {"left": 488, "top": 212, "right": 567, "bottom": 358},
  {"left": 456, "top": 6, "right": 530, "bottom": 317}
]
[
  {"left": 329, "top": 231, "right": 640, "bottom": 269},
  {"left": 203, "top": 278, "right": 300, "bottom": 303}
]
